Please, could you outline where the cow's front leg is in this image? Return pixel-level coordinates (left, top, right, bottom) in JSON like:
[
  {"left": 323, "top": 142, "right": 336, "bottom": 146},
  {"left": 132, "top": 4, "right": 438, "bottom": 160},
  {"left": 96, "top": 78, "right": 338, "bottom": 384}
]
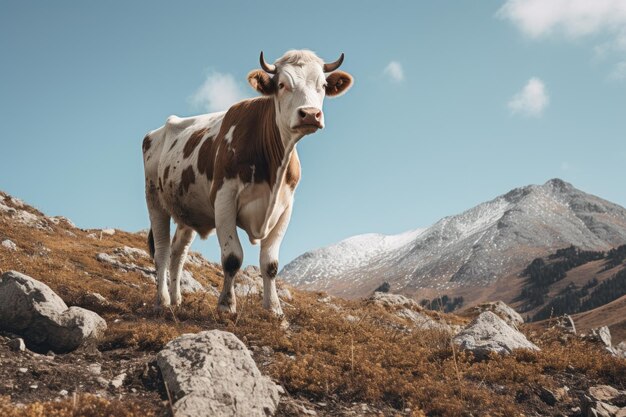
[
  {"left": 148, "top": 209, "right": 171, "bottom": 307},
  {"left": 260, "top": 205, "right": 292, "bottom": 316},
  {"left": 214, "top": 181, "right": 243, "bottom": 313},
  {"left": 168, "top": 225, "right": 196, "bottom": 306}
]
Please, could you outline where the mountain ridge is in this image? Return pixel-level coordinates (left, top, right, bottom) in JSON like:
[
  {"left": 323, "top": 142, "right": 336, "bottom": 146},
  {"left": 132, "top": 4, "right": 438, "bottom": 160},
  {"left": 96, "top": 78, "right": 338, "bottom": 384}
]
[{"left": 281, "top": 179, "right": 626, "bottom": 301}]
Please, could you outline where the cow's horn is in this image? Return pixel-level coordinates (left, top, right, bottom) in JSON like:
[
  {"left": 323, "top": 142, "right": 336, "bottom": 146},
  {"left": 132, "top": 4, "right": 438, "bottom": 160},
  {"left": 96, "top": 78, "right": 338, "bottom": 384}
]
[
  {"left": 259, "top": 51, "right": 276, "bottom": 74},
  {"left": 323, "top": 53, "right": 344, "bottom": 72}
]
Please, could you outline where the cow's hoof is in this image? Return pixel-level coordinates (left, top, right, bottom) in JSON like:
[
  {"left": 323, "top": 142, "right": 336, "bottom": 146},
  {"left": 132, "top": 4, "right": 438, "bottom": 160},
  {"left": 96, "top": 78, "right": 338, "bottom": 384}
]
[
  {"left": 156, "top": 293, "right": 171, "bottom": 308},
  {"left": 169, "top": 291, "right": 182, "bottom": 307},
  {"left": 217, "top": 302, "right": 237, "bottom": 314}
]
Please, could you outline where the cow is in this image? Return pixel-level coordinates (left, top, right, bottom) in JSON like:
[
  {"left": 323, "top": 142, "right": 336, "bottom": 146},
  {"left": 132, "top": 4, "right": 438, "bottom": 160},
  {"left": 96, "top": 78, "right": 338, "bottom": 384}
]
[{"left": 142, "top": 50, "right": 353, "bottom": 315}]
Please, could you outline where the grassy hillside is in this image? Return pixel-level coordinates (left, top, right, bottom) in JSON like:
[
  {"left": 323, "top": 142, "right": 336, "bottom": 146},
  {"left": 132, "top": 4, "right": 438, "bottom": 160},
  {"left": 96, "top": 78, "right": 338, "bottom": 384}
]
[{"left": 1, "top": 190, "right": 625, "bottom": 417}]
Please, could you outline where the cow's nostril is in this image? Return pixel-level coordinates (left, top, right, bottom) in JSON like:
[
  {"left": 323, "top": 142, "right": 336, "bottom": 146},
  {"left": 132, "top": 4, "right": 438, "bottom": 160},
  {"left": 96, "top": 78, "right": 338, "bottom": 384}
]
[
  {"left": 315, "top": 112, "right": 322, "bottom": 120},
  {"left": 298, "top": 109, "right": 307, "bottom": 119}
]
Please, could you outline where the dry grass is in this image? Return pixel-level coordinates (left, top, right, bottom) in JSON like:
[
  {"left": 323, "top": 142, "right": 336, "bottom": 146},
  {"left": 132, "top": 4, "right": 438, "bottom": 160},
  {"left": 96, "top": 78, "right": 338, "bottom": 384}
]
[
  {"left": 0, "top": 394, "right": 156, "bottom": 417},
  {"left": 2, "top": 191, "right": 626, "bottom": 416}
]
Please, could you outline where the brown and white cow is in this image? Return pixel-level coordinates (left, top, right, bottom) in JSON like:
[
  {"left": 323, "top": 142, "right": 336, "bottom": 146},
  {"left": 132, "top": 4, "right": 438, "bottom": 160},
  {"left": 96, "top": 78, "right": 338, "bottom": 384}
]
[{"left": 142, "top": 50, "right": 353, "bottom": 315}]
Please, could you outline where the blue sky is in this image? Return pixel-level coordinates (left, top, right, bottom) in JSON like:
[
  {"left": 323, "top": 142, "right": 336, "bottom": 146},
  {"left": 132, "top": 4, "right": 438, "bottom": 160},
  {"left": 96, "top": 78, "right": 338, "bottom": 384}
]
[{"left": 1, "top": 1, "right": 625, "bottom": 265}]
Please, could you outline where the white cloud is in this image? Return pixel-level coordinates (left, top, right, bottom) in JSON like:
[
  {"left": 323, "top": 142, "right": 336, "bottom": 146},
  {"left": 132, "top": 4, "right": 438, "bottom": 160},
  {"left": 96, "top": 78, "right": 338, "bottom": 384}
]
[
  {"left": 498, "top": 0, "right": 626, "bottom": 79},
  {"left": 497, "top": 0, "right": 626, "bottom": 39},
  {"left": 508, "top": 77, "right": 549, "bottom": 117},
  {"left": 190, "top": 71, "right": 247, "bottom": 113},
  {"left": 383, "top": 61, "right": 404, "bottom": 82}
]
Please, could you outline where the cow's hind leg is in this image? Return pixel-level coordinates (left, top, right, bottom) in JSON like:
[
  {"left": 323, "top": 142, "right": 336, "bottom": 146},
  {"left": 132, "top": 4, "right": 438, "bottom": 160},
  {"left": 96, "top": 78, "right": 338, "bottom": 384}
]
[
  {"left": 214, "top": 182, "right": 243, "bottom": 313},
  {"left": 168, "top": 225, "right": 196, "bottom": 306},
  {"left": 148, "top": 207, "right": 172, "bottom": 307},
  {"left": 260, "top": 205, "right": 292, "bottom": 316}
]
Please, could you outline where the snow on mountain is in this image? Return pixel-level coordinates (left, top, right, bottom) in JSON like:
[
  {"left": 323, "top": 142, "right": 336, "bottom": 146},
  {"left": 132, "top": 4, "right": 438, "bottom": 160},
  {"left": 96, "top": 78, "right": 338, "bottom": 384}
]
[{"left": 280, "top": 179, "right": 626, "bottom": 298}]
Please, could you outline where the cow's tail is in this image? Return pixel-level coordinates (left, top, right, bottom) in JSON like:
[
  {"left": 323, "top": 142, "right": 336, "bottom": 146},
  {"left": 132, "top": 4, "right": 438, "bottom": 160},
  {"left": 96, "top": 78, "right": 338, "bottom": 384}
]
[{"left": 147, "top": 228, "right": 155, "bottom": 259}]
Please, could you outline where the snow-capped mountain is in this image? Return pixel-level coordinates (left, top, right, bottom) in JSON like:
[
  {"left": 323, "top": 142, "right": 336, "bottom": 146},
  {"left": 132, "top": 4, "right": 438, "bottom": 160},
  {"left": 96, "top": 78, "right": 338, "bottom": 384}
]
[{"left": 280, "top": 179, "right": 626, "bottom": 299}]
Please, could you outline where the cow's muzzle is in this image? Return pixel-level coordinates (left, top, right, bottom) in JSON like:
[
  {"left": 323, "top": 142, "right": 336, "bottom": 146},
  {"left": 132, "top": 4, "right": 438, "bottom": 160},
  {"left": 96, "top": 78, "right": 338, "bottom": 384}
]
[{"left": 294, "top": 107, "right": 323, "bottom": 130}]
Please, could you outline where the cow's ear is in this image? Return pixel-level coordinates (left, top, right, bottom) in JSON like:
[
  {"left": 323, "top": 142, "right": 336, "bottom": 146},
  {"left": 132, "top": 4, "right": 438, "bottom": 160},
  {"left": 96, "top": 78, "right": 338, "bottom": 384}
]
[
  {"left": 325, "top": 71, "right": 353, "bottom": 97},
  {"left": 247, "top": 70, "right": 277, "bottom": 95}
]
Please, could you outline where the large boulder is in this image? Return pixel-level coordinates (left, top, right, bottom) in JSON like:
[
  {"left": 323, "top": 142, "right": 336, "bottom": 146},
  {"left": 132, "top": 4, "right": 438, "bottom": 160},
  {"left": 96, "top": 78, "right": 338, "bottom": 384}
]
[
  {"left": 0, "top": 271, "right": 107, "bottom": 352},
  {"left": 454, "top": 311, "right": 539, "bottom": 358},
  {"left": 157, "top": 330, "right": 280, "bottom": 417},
  {"left": 465, "top": 301, "right": 523, "bottom": 329}
]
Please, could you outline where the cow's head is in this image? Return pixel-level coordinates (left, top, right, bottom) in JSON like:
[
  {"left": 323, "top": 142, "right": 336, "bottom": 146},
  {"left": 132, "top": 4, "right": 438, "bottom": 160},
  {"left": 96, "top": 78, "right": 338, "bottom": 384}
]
[{"left": 247, "top": 50, "right": 353, "bottom": 137}]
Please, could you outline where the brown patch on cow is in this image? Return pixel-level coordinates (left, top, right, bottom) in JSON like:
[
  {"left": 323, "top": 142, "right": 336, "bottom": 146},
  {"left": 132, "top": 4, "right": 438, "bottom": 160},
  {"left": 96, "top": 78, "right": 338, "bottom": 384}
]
[
  {"left": 285, "top": 151, "right": 301, "bottom": 190},
  {"left": 196, "top": 136, "right": 215, "bottom": 181},
  {"left": 183, "top": 129, "right": 208, "bottom": 159},
  {"left": 142, "top": 135, "right": 151, "bottom": 153},
  {"left": 179, "top": 166, "right": 196, "bottom": 196},
  {"left": 169, "top": 139, "right": 178, "bottom": 151},
  {"left": 210, "top": 97, "right": 284, "bottom": 205},
  {"left": 163, "top": 166, "right": 170, "bottom": 183},
  {"left": 325, "top": 70, "right": 353, "bottom": 97}
]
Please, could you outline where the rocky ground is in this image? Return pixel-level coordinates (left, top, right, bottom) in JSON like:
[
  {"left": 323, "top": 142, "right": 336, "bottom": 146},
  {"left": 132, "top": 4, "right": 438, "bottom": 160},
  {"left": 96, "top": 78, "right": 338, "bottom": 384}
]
[{"left": 1, "top": 190, "right": 625, "bottom": 417}]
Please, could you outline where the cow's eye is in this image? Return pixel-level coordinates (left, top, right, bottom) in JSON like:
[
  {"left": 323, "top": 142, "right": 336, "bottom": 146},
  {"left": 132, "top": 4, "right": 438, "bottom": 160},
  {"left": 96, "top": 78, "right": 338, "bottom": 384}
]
[{"left": 278, "top": 83, "right": 285, "bottom": 90}]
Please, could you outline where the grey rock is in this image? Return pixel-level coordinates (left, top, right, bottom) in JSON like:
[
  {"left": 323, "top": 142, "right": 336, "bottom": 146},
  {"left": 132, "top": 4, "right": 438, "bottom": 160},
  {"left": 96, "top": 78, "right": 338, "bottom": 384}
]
[
  {"left": 556, "top": 314, "right": 577, "bottom": 335},
  {"left": 110, "top": 372, "right": 126, "bottom": 389},
  {"left": 1, "top": 239, "right": 17, "bottom": 251},
  {"left": 157, "top": 330, "right": 280, "bottom": 417},
  {"left": 179, "top": 270, "right": 204, "bottom": 294},
  {"left": 586, "top": 326, "right": 612, "bottom": 348},
  {"left": 368, "top": 292, "right": 422, "bottom": 309},
  {"left": 454, "top": 311, "right": 539, "bottom": 358},
  {"left": 277, "top": 287, "right": 292, "bottom": 301},
  {"left": 466, "top": 301, "right": 523, "bottom": 329},
  {"left": 396, "top": 308, "right": 453, "bottom": 333},
  {"left": 8, "top": 338, "right": 26, "bottom": 351},
  {"left": 0, "top": 271, "right": 107, "bottom": 353}
]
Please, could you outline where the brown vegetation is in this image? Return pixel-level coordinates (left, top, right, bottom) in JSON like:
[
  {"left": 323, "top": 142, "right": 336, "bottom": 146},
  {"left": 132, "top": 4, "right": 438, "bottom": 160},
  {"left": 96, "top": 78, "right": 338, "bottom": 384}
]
[{"left": 1, "top": 191, "right": 625, "bottom": 416}]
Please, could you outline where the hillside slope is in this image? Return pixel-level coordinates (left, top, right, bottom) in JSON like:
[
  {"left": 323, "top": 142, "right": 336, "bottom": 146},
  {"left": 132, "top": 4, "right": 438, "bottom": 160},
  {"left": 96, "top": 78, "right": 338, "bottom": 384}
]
[
  {"left": 1, "top": 190, "right": 626, "bottom": 417},
  {"left": 281, "top": 179, "right": 626, "bottom": 302}
]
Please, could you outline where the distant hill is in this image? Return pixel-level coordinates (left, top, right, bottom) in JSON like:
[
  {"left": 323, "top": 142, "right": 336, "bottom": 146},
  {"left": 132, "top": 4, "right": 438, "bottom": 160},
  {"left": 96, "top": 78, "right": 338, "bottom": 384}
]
[{"left": 281, "top": 179, "right": 626, "bottom": 306}]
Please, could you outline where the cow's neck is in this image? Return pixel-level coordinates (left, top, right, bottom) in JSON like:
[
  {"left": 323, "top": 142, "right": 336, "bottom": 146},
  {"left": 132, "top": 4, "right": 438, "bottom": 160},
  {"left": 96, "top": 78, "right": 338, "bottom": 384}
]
[{"left": 252, "top": 97, "right": 300, "bottom": 236}]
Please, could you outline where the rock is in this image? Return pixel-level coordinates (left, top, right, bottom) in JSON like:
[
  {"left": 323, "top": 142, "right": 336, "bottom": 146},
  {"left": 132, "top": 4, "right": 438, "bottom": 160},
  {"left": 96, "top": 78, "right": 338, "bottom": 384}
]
[
  {"left": 453, "top": 311, "right": 539, "bottom": 358},
  {"left": 539, "top": 387, "right": 558, "bottom": 406},
  {"left": 47, "top": 216, "right": 76, "bottom": 228},
  {"left": 396, "top": 308, "right": 453, "bottom": 333},
  {"left": 585, "top": 326, "right": 612, "bottom": 348},
  {"left": 1, "top": 239, "right": 17, "bottom": 251},
  {"left": 368, "top": 292, "right": 422, "bottom": 309},
  {"left": 79, "top": 292, "right": 109, "bottom": 309},
  {"left": 179, "top": 270, "right": 204, "bottom": 293},
  {"left": 466, "top": 301, "right": 523, "bottom": 329},
  {"left": 87, "top": 363, "right": 102, "bottom": 376},
  {"left": 235, "top": 274, "right": 262, "bottom": 297},
  {"left": 157, "top": 330, "right": 280, "bottom": 417},
  {"left": 96, "top": 377, "right": 109, "bottom": 387},
  {"left": 18, "top": 367, "right": 28, "bottom": 373},
  {"left": 0, "top": 271, "right": 107, "bottom": 352},
  {"left": 8, "top": 338, "right": 26, "bottom": 352},
  {"left": 555, "top": 314, "right": 577, "bottom": 335},
  {"left": 110, "top": 372, "right": 126, "bottom": 389},
  {"left": 277, "top": 287, "right": 292, "bottom": 301},
  {"left": 589, "top": 385, "right": 626, "bottom": 403},
  {"left": 114, "top": 246, "right": 149, "bottom": 259},
  {"left": 59, "top": 389, "right": 69, "bottom": 396}
]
